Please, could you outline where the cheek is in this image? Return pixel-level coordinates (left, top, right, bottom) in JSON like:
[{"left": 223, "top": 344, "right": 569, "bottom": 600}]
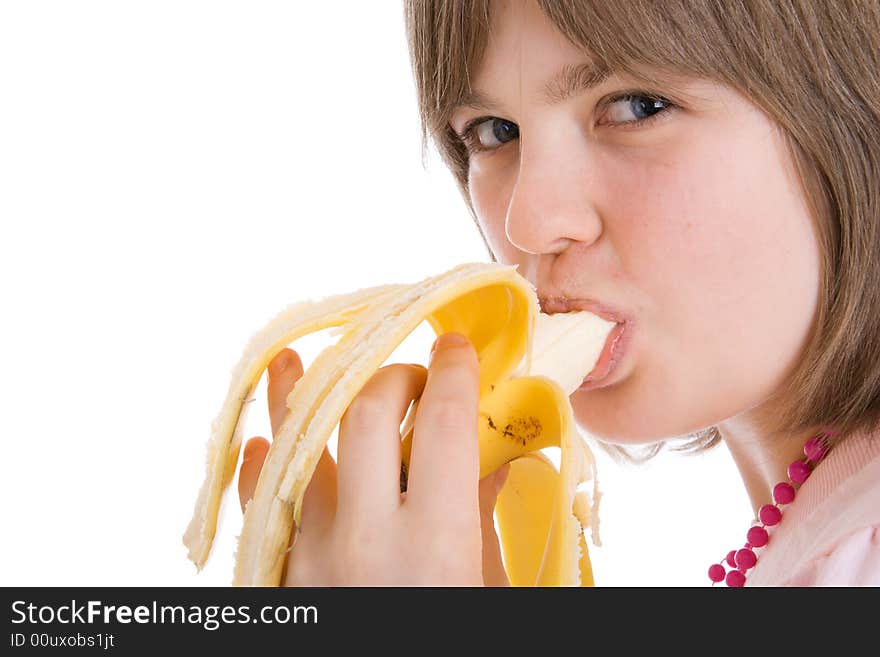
[
  {"left": 468, "top": 164, "right": 520, "bottom": 263},
  {"left": 577, "top": 126, "right": 821, "bottom": 442},
  {"left": 633, "top": 127, "right": 820, "bottom": 358}
]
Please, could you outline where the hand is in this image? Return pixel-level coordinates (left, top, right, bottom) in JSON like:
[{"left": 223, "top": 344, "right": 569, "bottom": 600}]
[{"left": 237, "top": 332, "right": 510, "bottom": 586}]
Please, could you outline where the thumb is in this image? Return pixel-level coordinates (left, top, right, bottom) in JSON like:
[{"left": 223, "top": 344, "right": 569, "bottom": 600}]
[{"left": 479, "top": 463, "right": 511, "bottom": 587}]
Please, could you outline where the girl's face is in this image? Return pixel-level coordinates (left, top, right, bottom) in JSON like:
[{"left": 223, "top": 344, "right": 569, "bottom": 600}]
[{"left": 449, "top": 0, "right": 822, "bottom": 443}]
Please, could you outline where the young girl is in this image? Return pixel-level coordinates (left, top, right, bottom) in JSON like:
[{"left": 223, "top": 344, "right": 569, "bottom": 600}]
[{"left": 237, "top": 0, "right": 880, "bottom": 586}]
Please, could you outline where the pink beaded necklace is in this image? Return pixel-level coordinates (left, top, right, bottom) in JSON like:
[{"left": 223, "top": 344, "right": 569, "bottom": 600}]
[{"left": 708, "top": 429, "right": 835, "bottom": 587}]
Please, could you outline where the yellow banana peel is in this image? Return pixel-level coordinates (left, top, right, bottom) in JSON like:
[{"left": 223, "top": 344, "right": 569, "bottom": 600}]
[{"left": 183, "top": 262, "right": 610, "bottom": 586}]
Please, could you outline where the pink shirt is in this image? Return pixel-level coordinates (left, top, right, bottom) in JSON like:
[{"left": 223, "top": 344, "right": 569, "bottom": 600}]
[{"left": 747, "top": 428, "right": 880, "bottom": 586}]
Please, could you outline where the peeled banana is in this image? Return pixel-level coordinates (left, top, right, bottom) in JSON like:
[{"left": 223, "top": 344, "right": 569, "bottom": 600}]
[{"left": 183, "top": 262, "right": 613, "bottom": 586}]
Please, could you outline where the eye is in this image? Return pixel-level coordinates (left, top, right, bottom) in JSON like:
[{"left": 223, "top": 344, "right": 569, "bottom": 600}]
[
  {"left": 458, "top": 117, "right": 519, "bottom": 155},
  {"left": 455, "top": 92, "right": 675, "bottom": 156},
  {"left": 600, "top": 93, "right": 675, "bottom": 127}
]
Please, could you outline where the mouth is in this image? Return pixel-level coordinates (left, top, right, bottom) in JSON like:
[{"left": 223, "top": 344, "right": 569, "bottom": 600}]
[
  {"left": 538, "top": 295, "right": 633, "bottom": 390},
  {"left": 577, "top": 322, "right": 630, "bottom": 390}
]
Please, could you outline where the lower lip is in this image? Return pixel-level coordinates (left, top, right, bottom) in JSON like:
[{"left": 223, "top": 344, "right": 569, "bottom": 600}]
[{"left": 578, "top": 322, "right": 630, "bottom": 391}]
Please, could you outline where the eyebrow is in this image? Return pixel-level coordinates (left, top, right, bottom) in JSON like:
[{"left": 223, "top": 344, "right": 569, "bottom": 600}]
[{"left": 455, "top": 60, "right": 612, "bottom": 112}]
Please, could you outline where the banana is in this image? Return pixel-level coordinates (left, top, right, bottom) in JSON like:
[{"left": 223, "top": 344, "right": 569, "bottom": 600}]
[{"left": 183, "top": 262, "right": 611, "bottom": 586}]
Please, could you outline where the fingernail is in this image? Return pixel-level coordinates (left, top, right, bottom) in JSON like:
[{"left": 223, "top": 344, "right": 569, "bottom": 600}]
[
  {"left": 429, "top": 332, "right": 468, "bottom": 366},
  {"left": 431, "top": 332, "right": 468, "bottom": 353},
  {"left": 268, "top": 351, "right": 292, "bottom": 379},
  {"left": 242, "top": 437, "right": 265, "bottom": 462}
]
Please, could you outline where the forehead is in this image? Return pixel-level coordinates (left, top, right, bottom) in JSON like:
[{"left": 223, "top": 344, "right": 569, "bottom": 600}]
[
  {"left": 457, "top": 1, "right": 608, "bottom": 111},
  {"left": 453, "top": 0, "right": 725, "bottom": 117},
  {"left": 481, "top": 0, "right": 590, "bottom": 82}
]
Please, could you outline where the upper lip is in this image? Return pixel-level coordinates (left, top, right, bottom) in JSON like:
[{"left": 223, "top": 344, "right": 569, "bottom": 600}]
[{"left": 538, "top": 294, "right": 633, "bottom": 325}]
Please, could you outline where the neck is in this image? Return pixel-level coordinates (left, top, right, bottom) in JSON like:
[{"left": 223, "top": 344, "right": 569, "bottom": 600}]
[{"left": 716, "top": 410, "right": 826, "bottom": 518}]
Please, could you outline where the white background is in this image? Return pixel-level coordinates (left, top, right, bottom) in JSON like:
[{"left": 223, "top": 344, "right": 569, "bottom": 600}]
[{"left": 0, "top": 1, "right": 751, "bottom": 587}]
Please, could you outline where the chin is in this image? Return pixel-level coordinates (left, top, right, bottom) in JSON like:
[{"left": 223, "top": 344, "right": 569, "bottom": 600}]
[{"left": 569, "top": 376, "right": 689, "bottom": 444}]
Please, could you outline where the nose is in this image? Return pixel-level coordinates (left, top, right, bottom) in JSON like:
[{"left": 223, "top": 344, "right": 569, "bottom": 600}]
[{"left": 504, "top": 138, "right": 603, "bottom": 256}]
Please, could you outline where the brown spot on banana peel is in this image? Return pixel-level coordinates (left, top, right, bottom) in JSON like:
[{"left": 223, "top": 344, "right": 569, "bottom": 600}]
[
  {"left": 485, "top": 413, "right": 543, "bottom": 446},
  {"left": 504, "top": 417, "right": 542, "bottom": 445},
  {"left": 399, "top": 412, "right": 542, "bottom": 492}
]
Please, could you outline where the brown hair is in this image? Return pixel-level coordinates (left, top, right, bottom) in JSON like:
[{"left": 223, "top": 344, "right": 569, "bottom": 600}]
[{"left": 404, "top": 0, "right": 880, "bottom": 462}]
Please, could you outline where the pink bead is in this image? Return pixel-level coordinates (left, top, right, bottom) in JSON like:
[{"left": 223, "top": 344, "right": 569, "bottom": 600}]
[
  {"left": 708, "top": 564, "right": 726, "bottom": 583},
  {"left": 735, "top": 548, "right": 757, "bottom": 570},
  {"left": 726, "top": 550, "right": 737, "bottom": 568},
  {"left": 788, "top": 459, "right": 812, "bottom": 484},
  {"left": 747, "top": 525, "right": 769, "bottom": 548},
  {"left": 804, "top": 437, "right": 827, "bottom": 462},
  {"left": 759, "top": 504, "right": 782, "bottom": 526},
  {"left": 726, "top": 570, "right": 746, "bottom": 587},
  {"left": 773, "top": 482, "right": 796, "bottom": 505}
]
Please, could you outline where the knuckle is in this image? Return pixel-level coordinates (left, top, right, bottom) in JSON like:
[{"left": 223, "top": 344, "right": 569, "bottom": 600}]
[
  {"left": 429, "top": 358, "right": 479, "bottom": 388},
  {"left": 435, "top": 347, "right": 478, "bottom": 369},
  {"left": 421, "top": 396, "right": 471, "bottom": 431},
  {"left": 411, "top": 532, "right": 481, "bottom": 583},
  {"left": 332, "top": 524, "right": 389, "bottom": 582},
  {"left": 342, "top": 393, "right": 387, "bottom": 428},
  {"left": 341, "top": 522, "right": 384, "bottom": 557},
  {"left": 342, "top": 364, "right": 423, "bottom": 428}
]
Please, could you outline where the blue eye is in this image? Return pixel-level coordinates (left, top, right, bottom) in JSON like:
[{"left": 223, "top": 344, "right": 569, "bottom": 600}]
[
  {"left": 458, "top": 118, "right": 519, "bottom": 155},
  {"left": 456, "top": 92, "right": 676, "bottom": 156},
  {"left": 603, "top": 93, "right": 672, "bottom": 124}
]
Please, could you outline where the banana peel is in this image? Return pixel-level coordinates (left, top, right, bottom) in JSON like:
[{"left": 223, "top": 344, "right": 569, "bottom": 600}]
[{"left": 183, "top": 262, "right": 608, "bottom": 586}]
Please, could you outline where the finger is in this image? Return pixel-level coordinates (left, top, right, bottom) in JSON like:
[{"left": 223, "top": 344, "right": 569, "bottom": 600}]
[
  {"left": 266, "top": 349, "right": 337, "bottom": 531},
  {"left": 267, "top": 348, "right": 304, "bottom": 437},
  {"left": 336, "top": 363, "right": 427, "bottom": 519},
  {"left": 239, "top": 436, "right": 335, "bottom": 527},
  {"left": 280, "top": 445, "right": 335, "bottom": 584},
  {"left": 480, "top": 464, "right": 510, "bottom": 587},
  {"left": 238, "top": 436, "right": 270, "bottom": 513},
  {"left": 406, "top": 333, "right": 481, "bottom": 521},
  {"left": 299, "top": 445, "right": 338, "bottom": 535}
]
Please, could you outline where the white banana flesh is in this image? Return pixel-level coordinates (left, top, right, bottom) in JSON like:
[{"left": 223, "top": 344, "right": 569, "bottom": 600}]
[{"left": 516, "top": 311, "right": 617, "bottom": 395}]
